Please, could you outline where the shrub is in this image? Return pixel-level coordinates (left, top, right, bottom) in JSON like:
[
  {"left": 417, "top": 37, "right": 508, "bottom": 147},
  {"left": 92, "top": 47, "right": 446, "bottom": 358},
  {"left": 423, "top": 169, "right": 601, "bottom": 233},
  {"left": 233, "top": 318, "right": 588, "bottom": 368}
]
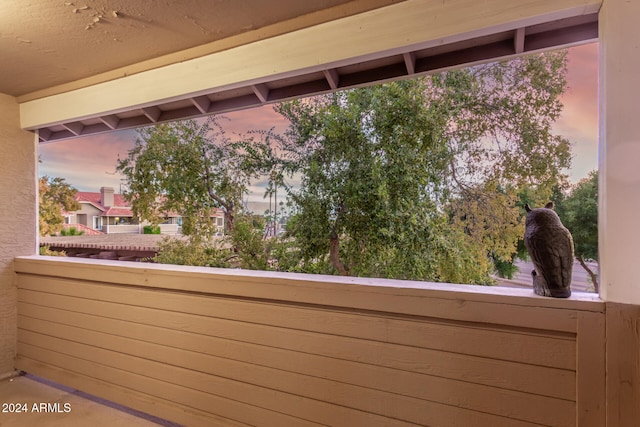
[
  {"left": 143, "top": 225, "right": 161, "bottom": 234},
  {"left": 60, "top": 226, "right": 84, "bottom": 236},
  {"left": 155, "top": 237, "right": 229, "bottom": 267},
  {"left": 39, "top": 246, "right": 66, "bottom": 256}
]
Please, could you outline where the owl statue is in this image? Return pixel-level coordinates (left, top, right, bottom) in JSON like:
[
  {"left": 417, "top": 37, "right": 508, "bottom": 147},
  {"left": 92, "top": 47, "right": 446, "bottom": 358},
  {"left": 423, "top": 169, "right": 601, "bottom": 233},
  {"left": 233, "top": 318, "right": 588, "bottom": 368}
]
[{"left": 523, "top": 202, "right": 574, "bottom": 298}]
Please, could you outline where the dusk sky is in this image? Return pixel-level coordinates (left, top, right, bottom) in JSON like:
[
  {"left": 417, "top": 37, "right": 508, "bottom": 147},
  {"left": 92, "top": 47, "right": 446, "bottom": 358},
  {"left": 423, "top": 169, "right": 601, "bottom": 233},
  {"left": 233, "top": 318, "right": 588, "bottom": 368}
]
[{"left": 39, "top": 42, "right": 598, "bottom": 212}]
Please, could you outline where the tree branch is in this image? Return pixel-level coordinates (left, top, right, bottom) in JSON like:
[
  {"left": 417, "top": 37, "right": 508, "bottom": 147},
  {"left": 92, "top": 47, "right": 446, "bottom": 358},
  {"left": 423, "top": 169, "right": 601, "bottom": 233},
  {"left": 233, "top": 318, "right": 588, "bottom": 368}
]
[
  {"left": 329, "top": 203, "right": 349, "bottom": 276},
  {"left": 577, "top": 255, "right": 599, "bottom": 293}
]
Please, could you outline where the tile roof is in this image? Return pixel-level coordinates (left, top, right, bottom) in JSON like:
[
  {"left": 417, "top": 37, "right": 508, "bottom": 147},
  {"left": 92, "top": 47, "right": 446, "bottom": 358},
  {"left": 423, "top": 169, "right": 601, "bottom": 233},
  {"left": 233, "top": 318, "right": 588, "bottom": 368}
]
[
  {"left": 103, "top": 207, "right": 134, "bottom": 217},
  {"left": 74, "top": 190, "right": 225, "bottom": 218},
  {"left": 76, "top": 192, "right": 129, "bottom": 208},
  {"left": 76, "top": 191, "right": 132, "bottom": 217},
  {"left": 59, "top": 223, "right": 105, "bottom": 236}
]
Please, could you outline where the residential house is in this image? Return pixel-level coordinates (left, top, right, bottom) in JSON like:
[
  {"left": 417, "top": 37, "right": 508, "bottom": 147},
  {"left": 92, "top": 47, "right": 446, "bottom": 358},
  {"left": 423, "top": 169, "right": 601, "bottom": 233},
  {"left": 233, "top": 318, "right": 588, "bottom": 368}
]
[
  {"left": 1, "top": 1, "right": 639, "bottom": 426},
  {"left": 64, "top": 186, "right": 224, "bottom": 235}
]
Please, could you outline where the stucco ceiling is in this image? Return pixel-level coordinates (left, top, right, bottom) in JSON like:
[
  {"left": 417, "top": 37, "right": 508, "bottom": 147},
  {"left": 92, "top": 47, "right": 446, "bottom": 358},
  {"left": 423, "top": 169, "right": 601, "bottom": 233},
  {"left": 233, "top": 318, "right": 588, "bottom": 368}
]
[{"left": 0, "top": 0, "right": 399, "bottom": 97}]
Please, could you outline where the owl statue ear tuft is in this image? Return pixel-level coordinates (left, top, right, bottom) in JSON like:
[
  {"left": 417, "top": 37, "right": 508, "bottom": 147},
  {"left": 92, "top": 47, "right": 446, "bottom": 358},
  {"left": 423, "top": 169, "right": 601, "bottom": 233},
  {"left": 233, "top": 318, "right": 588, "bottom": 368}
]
[
  {"left": 525, "top": 204, "right": 531, "bottom": 212},
  {"left": 545, "top": 202, "right": 554, "bottom": 209}
]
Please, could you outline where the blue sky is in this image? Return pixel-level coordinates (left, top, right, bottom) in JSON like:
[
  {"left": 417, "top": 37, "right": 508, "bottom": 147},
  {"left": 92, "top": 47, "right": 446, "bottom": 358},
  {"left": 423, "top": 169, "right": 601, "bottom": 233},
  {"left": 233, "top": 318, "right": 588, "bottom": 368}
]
[{"left": 39, "top": 42, "right": 599, "bottom": 212}]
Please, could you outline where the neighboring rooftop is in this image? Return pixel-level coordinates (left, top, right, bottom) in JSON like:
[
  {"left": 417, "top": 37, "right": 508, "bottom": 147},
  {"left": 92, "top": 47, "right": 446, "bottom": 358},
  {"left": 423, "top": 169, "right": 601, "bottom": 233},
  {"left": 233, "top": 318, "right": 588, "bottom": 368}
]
[
  {"left": 59, "top": 223, "right": 104, "bottom": 236},
  {"left": 76, "top": 191, "right": 128, "bottom": 209},
  {"left": 40, "top": 234, "right": 175, "bottom": 252}
]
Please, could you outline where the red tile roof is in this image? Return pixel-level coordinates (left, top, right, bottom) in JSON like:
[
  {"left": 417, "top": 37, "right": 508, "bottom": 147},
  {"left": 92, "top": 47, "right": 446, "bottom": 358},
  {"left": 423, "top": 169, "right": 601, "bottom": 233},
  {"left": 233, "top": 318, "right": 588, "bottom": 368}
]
[
  {"left": 76, "top": 191, "right": 133, "bottom": 217},
  {"left": 76, "top": 192, "right": 128, "bottom": 208},
  {"left": 59, "top": 223, "right": 105, "bottom": 236},
  {"left": 74, "top": 190, "right": 225, "bottom": 218},
  {"left": 103, "top": 207, "right": 134, "bottom": 217}
]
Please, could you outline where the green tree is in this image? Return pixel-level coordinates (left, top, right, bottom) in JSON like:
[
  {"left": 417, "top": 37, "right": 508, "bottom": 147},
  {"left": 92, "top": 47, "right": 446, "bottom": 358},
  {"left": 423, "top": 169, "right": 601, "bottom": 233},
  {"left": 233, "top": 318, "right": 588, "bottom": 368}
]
[
  {"left": 275, "top": 50, "right": 571, "bottom": 284},
  {"left": 39, "top": 176, "right": 80, "bottom": 236},
  {"left": 117, "top": 117, "right": 258, "bottom": 240},
  {"left": 435, "top": 51, "right": 571, "bottom": 276},
  {"left": 277, "top": 79, "right": 462, "bottom": 281},
  {"left": 560, "top": 170, "right": 599, "bottom": 291}
]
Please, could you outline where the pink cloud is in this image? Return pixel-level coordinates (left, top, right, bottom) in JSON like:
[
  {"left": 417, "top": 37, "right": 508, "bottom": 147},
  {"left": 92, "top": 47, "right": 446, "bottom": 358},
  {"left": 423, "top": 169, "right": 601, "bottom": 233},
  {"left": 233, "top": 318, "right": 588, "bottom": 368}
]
[
  {"left": 223, "top": 104, "right": 290, "bottom": 136},
  {"left": 553, "top": 42, "right": 599, "bottom": 182},
  {"left": 39, "top": 129, "right": 136, "bottom": 191}
]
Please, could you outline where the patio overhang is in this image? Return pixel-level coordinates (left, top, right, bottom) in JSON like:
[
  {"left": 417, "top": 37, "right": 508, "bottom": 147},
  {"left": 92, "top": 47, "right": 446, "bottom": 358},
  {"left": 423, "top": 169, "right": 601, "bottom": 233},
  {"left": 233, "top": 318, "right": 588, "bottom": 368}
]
[{"left": 17, "top": 0, "right": 600, "bottom": 142}]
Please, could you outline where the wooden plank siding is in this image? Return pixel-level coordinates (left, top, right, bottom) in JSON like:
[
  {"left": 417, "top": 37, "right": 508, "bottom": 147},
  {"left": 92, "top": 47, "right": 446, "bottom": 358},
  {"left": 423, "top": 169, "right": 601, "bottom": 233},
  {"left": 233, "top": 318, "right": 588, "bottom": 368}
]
[{"left": 14, "top": 256, "right": 605, "bottom": 427}]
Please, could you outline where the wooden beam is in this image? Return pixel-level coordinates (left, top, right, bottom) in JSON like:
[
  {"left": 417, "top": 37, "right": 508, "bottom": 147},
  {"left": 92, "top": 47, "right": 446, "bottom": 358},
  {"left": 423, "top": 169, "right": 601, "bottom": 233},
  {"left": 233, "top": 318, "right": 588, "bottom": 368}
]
[
  {"left": 576, "top": 311, "right": 605, "bottom": 426},
  {"left": 142, "top": 106, "right": 162, "bottom": 123},
  {"left": 251, "top": 84, "right": 270, "bottom": 103},
  {"left": 38, "top": 128, "right": 52, "bottom": 142},
  {"left": 99, "top": 115, "right": 120, "bottom": 130},
  {"left": 61, "top": 122, "right": 84, "bottom": 136},
  {"left": 190, "top": 96, "right": 211, "bottom": 114},
  {"left": 207, "top": 94, "right": 262, "bottom": 114},
  {"left": 514, "top": 27, "right": 526, "bottom": 53},
  {"left": 403, "top": 52, "right": 416, "bottom": 74},
  {"left": 606, "top": 303, "right": 640, "bottom": 427},
  {"left": 323, "top": 69, "right": 340, "bottom": 89}
]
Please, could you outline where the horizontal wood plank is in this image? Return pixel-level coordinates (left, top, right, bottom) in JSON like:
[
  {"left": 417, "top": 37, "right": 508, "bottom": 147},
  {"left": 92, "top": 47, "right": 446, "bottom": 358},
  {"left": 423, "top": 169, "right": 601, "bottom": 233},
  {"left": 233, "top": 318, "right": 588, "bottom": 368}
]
[
  {"left": 17, "top": 280, "right": 577, "bottom": 370},
  {"left": 14, "top": 358, "right": 250, "bottom": 427},
  {"left": 17, "top": 343, "right": 330, "bottom": 427},
  {"left": 18, "top": 300, "right": 577, "bottom": 401},
  {"left": 18, "top": 339, "right": 554, "bottom": 427},
  {"left": 18, "top": 318, "right": 576, "bottom": 426}
]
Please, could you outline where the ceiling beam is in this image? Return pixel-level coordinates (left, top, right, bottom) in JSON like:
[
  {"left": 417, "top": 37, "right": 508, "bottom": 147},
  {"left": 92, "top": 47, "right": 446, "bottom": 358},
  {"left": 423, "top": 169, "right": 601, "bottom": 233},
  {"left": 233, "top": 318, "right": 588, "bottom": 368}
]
[
  {"left": 35, "top": 14, "right": 599, "bottom": 144},
  {"left": 38, "top": 128, "right": 52, "bottom": 142},
  {"left": 142, "top": 106, "right": 162, "bottom": 122},
  {"left": 323, "top": 69, "right": 340, "bottom": 89},
  {"left": 61, "top": 122, "right": 84, "bottom": 136},
  {"left": 403, "top": 52, "right": 417, "bottom": 74},
  {"left": 514, "top": 27, "right": 526, "bottom": 53},
  {"left": 191, "top": 96, "right": 211, "bottom": 114},
  {"left": 99, "top": 115, "right": 120, "bottom": 130},
  {"left": 251, "top": 84, "right": 270, "bottom": 103}
]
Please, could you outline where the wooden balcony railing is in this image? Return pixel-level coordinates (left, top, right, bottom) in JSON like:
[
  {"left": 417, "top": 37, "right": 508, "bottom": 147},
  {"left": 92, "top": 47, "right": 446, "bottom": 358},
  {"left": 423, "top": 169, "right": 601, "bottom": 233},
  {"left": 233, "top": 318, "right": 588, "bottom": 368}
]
[{"left": 15, "top": 256, "right": 605, "bottom": 427}]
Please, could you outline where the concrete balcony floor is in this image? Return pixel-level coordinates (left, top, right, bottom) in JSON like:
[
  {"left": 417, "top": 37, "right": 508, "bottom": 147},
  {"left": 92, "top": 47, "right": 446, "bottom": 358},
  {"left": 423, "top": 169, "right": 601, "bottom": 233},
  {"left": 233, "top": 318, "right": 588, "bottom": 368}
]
[{"left": 0, "top": 374, "right": 181, "bottom": 427}]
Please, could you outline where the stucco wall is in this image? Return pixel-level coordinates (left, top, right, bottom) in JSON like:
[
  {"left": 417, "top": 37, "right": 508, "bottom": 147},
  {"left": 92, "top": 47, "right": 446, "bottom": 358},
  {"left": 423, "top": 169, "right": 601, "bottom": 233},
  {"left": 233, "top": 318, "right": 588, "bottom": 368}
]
[
  {"left": 77, "top": 203, "right": 102, "bottom": 217},
  {"left": 0, "top": 93, "right": 37, "bottom": 378}
]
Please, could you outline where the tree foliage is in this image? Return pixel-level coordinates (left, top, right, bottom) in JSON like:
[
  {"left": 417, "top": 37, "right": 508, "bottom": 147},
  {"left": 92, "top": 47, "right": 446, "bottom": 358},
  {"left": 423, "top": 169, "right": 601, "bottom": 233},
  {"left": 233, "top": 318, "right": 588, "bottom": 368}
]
[
  {"left": 558, "top": 170, "right": 598, "bottom": 290},
  {"left": 120, "top": 51, "right": 573, "bottom": 287},
  {"left": 116, "top": 117, "right": 260, "bottom": 240},
  {"left": 275, "top": 51, "right": 571, "bottom": 284},
  {"left": 39, "top": 176, "right": 80, "bottom": 236},
  {"left": 154, "top": 237, "right": 229, "bottom": 267},
  {"left": 435, "top": 52, "right": 571, "bottom": 195},
  {"left": 435, "top": 51, "right": 571, "bottom": 274}
]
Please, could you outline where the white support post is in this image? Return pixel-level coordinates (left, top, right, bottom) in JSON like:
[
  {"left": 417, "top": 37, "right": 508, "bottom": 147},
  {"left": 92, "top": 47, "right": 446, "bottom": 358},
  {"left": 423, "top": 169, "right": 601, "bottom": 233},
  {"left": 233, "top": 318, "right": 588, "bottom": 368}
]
[{"left": 598, "top": 0, "right": 640, "bottom": 304}]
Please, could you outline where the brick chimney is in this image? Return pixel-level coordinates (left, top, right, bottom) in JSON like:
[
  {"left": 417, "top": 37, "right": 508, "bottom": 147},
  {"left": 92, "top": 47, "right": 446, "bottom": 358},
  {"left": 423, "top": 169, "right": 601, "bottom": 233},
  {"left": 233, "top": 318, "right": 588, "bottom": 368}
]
[{"left": 100, "top": 186, "right": 115, "bottom": 207}]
